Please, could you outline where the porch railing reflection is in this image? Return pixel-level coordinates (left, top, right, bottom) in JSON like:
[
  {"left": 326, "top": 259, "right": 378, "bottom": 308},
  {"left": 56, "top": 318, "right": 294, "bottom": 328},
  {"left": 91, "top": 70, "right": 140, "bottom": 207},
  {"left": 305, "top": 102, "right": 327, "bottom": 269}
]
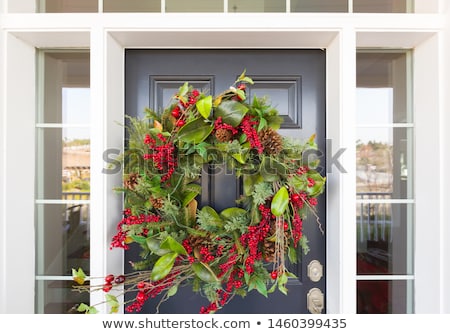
[{"left": 357, "top": 192, "right": 392, "bottom": 243}]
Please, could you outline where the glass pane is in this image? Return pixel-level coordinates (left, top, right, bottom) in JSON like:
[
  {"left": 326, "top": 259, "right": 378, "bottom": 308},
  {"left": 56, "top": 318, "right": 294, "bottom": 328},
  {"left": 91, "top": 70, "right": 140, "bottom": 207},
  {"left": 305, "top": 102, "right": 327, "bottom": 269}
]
[
  {"left": 357, "top": 204, "right": 414, "bottom": 275},
  {"left": 36, "top": 128, "right": 91, "bottom": 199},
  {"left": 229, "top": 0, "right": 285, "bottom": 12},
  {"left": 40, "top": 0, "right": 97, "bottom": 12},
  {"left": 356, "top": 127, "right": 413, "bottom": 199},
  {"left": 357, "top": 280, "right": 414, "bottom": 313},
  {"left": 354, "top": 0, "right": 412, "bottom": 13},
  {"left": 166, "top": 0, "right": 222, "bottom": 12},
  {"left": 36, "top": 204, "right": 90, "bottom": 276},
  {"left": 35, "top": 279, "right": 90, "bottom": 314},
  {"left": 103, "top": 0, "right": 160, "bottom": 12},
  {"left": 357, "top": 52, "right": 410, "bottom": 123},
  {"left": 291, "top": 0, "right": 347, "bottom": 12},
  {"left": 39, "top": 52, "right": 90, "bottom": 124}
]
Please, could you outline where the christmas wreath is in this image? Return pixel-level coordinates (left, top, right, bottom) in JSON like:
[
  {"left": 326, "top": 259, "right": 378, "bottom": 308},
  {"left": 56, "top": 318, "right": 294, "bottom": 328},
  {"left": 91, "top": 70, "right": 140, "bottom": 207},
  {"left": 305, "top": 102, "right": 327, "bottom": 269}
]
[{"left": 73, "top": 71, "right": 326, "bottom": 314}]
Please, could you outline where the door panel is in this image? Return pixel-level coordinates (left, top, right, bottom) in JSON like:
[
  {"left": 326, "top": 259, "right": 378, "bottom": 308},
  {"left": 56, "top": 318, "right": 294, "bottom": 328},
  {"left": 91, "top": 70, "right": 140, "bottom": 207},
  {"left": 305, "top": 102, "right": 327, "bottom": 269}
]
[{"left": 125, "top": 49, "right": 326, "bottom": 313}]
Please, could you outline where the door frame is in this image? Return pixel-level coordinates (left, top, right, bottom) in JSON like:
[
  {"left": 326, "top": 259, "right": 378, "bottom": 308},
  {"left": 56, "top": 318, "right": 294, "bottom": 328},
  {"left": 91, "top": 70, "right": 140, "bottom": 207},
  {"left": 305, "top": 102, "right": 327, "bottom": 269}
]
[{"left": 96, "top": 29, "right": 352, "bottom": 314}]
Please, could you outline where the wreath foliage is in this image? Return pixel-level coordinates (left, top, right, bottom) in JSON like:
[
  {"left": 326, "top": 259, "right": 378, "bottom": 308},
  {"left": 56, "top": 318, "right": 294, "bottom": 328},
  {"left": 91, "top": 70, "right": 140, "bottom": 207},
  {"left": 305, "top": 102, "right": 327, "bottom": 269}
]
[{"left": 73, "top": 71, "right": 326, "bottom": 314}]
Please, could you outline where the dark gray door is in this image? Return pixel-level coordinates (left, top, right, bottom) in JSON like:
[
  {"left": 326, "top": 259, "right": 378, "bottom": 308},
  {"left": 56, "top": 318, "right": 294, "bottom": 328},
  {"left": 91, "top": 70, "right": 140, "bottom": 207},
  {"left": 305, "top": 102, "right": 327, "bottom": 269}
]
[{"left": 125, "top": 49, "right": 326, "bottom": 314}]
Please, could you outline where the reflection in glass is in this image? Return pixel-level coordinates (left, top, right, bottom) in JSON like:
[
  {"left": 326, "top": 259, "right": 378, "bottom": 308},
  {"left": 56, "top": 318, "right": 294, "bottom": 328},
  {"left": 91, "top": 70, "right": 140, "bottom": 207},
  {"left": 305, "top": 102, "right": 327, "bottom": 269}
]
[
  {"left": 356, "top": 52, "right": 410, "bottom": 123},
  {"left": 35, "top": 279, "right": 90, "bottom": 314},
  {"left": 39, "top": 52, "right": 90, "bottom": 123},
  {"left": 357, "top": 204, "right": 413, "bottom": 275},
  {"left": 356, "top": 127, "right": 412, "bottom": 199},
  {"left": 39, "top": 0, "right": 97, "bottom": 13},
  {"left": 291, "top": 0, "right": 347, "bottom": 12},
  {"left": 354, "top": 0, "right": 412, "bottom": 13},
  {"left": 36, "top": 128, "right": 90, "bottom": 199},
  {"left": 36, "top": 204, "right": 90, "bottom": 276},
  {"left": 166, "top": 0, "right": 222, "bottom": 12},
  {"left": 104, "top": 0, "right": 160, "bottom": 12},
  {"left": 357, "top": 280, "right": 413, "bottom": 313},
  {"left": 229, "top": 0, "right": 285, "bottom": 12}
]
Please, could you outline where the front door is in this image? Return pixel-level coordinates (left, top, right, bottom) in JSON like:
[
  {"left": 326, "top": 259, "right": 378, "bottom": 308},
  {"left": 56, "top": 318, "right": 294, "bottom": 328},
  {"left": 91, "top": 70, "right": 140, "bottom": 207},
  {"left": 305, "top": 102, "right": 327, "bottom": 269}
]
[{"left": 125, "top": 49, "right": 326, "bottom": 314}]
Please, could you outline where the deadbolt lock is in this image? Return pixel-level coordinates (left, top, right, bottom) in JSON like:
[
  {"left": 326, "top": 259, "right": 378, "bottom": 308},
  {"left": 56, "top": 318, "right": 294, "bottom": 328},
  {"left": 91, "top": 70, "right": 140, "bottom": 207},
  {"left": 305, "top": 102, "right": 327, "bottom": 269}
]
[
  {"left": 307, "top": 260, "right": 323, "bottom": 282},
  {"left": 307, "top": 288, "right": 324, "bottom": 314}
]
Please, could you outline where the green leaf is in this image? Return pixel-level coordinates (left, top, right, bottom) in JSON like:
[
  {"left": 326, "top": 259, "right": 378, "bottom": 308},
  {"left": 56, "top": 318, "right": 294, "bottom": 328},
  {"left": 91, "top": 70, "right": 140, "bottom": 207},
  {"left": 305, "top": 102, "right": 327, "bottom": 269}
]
[
  {"left": 146, "top": 237, "right": 171, "bottom": 256},
  {"left": 306, "top": 171, "right": 326, "bottom": 197},
  {"left": 182, "top": 191, "right": 198, "bottom": 207},
  {"left": 248, "top": 277, "right": 268, "bottom": 297},
  {"left": 72, "top": 268, "right": 86, "bottom": 285},
  {"left": 177, "top": 118, "right": 214, "bottom": 144},
  {"left": 236, "top": 69, "right": 254, "bottom": 85},
  {"left": 214, "top": 100, "right": 249, "bottom": 127},
  {"left": 200, "top": 206, "right": 224, "bottom": 227},
  {"left": 196, "top": 96, "right": 212, "bottom": 119},
  {"left": 77, "top": 303, "right": 98, "bottom": 314},
  {"left": 167, "top": 284, "right": 178, "bottom": 297},
  {"left": 192, "top": 262, "right": 219, "bottom": 283},
  {"left": 178, "top": 82, "right": 189, "bottom": 97},
  {"left": 236, "top": 89, "right": 246, "bottom": 101},
  {"left": 288, "top": 246, "right": 298, "bottom": 264},
  {"left": 151, "top": 252, "right": 178, "bottom": 281},
  {"left": 130, "top": 235, "right": 147, "bottom": 245},
  {"left": 271, "top": 186, "right": 289, "bottom": 217},
  {"left": 260, "top": 156, "right": 280, "bottom": 182},
  {"left": 106, "top": 294, "right": 119, "bottom": 313},
  {"left": 257, "top": 117, "right": 267, "bottom": 132},
  {"left": 231, "top": 152, "right": 247, "bottom": 164},
  {"left": 160, "top": 236, "right": 188, "bottom": 255},
  {"left": 220, "top": 207, "right": 248, "bottom": 221}
]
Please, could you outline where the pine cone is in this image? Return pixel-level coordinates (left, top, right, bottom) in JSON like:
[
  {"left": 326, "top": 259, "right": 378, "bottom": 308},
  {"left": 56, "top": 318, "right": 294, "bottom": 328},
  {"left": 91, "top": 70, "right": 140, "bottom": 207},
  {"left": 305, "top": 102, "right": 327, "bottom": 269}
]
[
  {"left": 124, "top": 173, "right": 140, "bottom": 190},
  {"left": 258, "top": 127, "right": 283, "bottom": 155},
  {"left": 215, "top": 128, "right": 233, "bottom": 142},
  {"left": 149, "top": 197, "right": 164, "bottom": 209}
]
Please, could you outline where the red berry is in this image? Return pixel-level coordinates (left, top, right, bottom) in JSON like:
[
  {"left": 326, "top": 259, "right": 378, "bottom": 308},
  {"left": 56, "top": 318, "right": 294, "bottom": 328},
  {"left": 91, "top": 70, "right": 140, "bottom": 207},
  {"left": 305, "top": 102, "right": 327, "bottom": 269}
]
[
  {"left": 136, "top": 292, "right": 146, "bottom": 303},
  {"left": 114, "top": 275, "right": 125, "bottom": 284},
  {"left": 291, "top": 193, "right": 300, "bottom": 202},
  {"left": 137, "top": 281, "right": 146, "bottom": 290},
  {"left": 284, "top": 222, "right": 289, "bottom": 231},
  {"left": 171, "top": 108, "right": 180, "bottom": 118},
  {"left": 102, "top": 283, "right": 112, "bottom": 292},
  {"left": 237, "top": 83, "right": 246, "bottom": 90},
  {"left": 105, "top": 274, "right": 114, "bottom": 283},
  {"left": 176, "top": 119, "right": 185, "bottom": 127},
  {"left": 270, "top": 271, "right": 278, "bottom": 279}
]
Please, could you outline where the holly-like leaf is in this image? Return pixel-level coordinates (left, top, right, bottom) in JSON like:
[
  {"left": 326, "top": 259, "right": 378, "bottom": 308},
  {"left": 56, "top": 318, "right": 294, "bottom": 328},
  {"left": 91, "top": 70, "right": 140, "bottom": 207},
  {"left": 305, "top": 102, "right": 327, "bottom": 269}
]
[
  {"left": 106, "top": 294, "right": 119, "bottom": 313},
  {"left": 146, "top": 237, "right": 171, "bottom": 256},
  {"left": 77, "top": 303, "right": 98, "bottom": 314},
  {"left": 200, "top": 206, "right": 224, "bottom": 228},
  {"left": 220, "top": 207, "right": 248, "bottom": 221},
  {"left": 306, "top": 171, "right": 326, "bottom": 197},
  {"left": 214, "top": 100, "right": 248, "bottom": 127},
  {"left": 288, "top": 246, "right": 298, "bottom": 264},
  {"left": 167, "top": 284, "right": 178, "bottom": 297},
  {"left": 151, "top": 252, "right": 178, "bottom": 281},
  {"left": 271, "top": 187, "right": 289, "bottom": 217},
  {"left": 192, "top": 262, "right": 219, "bottom": 283},
  {"left": 160, "top": 236, "right": 188, "bottom": 255},
  {"left": 177, "top": 118, "right": 214, "bottom": 144},
  {"left": 196, "top": 96, "right": 212, "bottom": 119},
  {"left": 72, "top": 268, "right": 86, "bottom": 285},
  {"left": 248, "top": 277, "right": 268, "bottom": 297}
]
